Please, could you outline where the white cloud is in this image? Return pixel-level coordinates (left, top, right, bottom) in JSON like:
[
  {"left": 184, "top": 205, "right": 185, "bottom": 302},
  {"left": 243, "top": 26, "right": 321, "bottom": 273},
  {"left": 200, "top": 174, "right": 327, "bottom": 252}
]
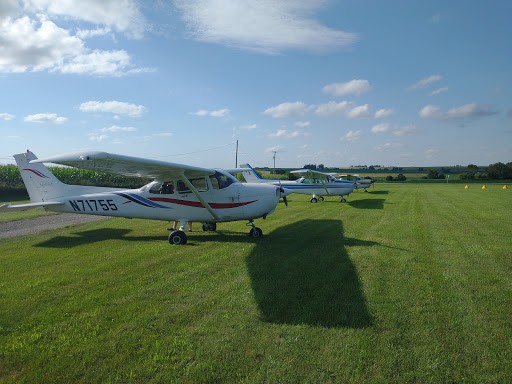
[
  {"left": 375, "top": 108, "right": 394, "bottom": 118},
  {"left": 340, "top": 130, "right": 362, "bottom": 142},
  {"left": 76, "top": 27, "right": 112, "bottom": 39},
  {"left": 376, "top": 142, "right": 403, "bottom": 152},
  {"left": 22, "top": 0, "right": 147, "bottom": 39},
  {"left": 24, "top": 113, "right": 67, "bottom": 124},
  {"left": 58, "top": 49, "right": 135, "bottom": 76},
  {"left": 429, "top": 14, "right": 442, "bottom": 24},
  {"left": 323, "top": 79, "right": 370, "bottom": 97},
  {"left": 371, "top": 123, "right": 391, "bottom": 134},
  {"left": 419, "top": 105, "right": 441, "bottom": 119},
  {"left": 263, "top": 102, "right": 308, "bottom": 118},
  {"left": 0, "top": 1, "right": 149, "bottom": 75},
  {"left": 239, "top": 123, "right": 257, "bottom": 130},
  {"left": 268, "top": 129, "right": 308, "bottom": 139},
  {"left": 0, "top": 0, "right": 18, "bottom": 18},
  {"left": 175, "top": 0, "right": 358, "bottom": 54},
  {"left": 409, "top": 74, "right": 442, "bottom": 90},
  {"left": 88, "top": 133, "right": 109, "bottom": 142},
  {"left": 430, "top": 87, "right": 448, "bottom": 96},
  {"left": 425, "top": 148, "right": 438, "bottom": 159},
  {"left": 0, "top": 113, "right": 15, "bottom": 121},
  {"left": 192, "top": 108, "right": 231, "bottom": 118},
  {"left": 80, "top": 101, "right": 146, "bottom": 117},
  {"left": 419, "top": 102, "right": 498, "bottom": 120},
  {"left": 265, "top": 145, "right": 285, "bottom": 153},
  {"left": 314, "top": 101, "right": 349, "bottom": 116},
  {"left": 100, "top": 125, "right": 137, "bottom": 132},
  {"left": 294, "top": 121, "right": 310, "bottom": 128},
  {"left": 346, "top": 104, "right": 370, "bottom": 119},
  {"left": 372, "top": 123, "right": 417, "bottom": 136},
  {"left": 446, "top": 103, "right": 497, "bottom": 119}
]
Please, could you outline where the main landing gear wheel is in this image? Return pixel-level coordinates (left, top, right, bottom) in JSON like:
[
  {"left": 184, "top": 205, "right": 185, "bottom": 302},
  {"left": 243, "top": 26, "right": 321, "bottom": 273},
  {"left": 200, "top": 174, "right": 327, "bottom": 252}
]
[
  {"left": 340, "top": 197, "right": 347, "bottom": 203},
  {"left": 202, "top": 223, "right": 217, "bottom": 232},
  {"left": 310, "top": 197, "right": 318, "bottom": 203},
  {"left": 319, "top": 196, "right": 324, "bottom": 202},
  {"left": 249, "top": 227, "right": 263, "bottom": 238},
  {"left": 168, "top": 230, "right": 187, "bottom": 245}
]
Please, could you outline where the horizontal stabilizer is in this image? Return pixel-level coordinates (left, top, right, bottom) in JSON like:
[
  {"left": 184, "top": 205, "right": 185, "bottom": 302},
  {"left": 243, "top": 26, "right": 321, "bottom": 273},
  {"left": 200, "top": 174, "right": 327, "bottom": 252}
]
[{"left": 0, "top": 201, "right": 64, "bottom": 211}]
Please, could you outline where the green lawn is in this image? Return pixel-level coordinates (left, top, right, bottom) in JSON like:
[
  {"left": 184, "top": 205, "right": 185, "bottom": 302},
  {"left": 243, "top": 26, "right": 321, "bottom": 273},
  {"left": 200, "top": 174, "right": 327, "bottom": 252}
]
[{"left": 1, "top": 184, "right": 511, "bottom": 383}]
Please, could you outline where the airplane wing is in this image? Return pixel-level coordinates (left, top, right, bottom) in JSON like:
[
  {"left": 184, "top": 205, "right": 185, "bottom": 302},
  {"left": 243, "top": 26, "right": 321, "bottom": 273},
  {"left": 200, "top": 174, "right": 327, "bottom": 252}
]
[
  {"left": 31, "top": 151, "right": 216, "bottom": 180},
  {"left": 290, "top": 169, "right": 332, "bottom": 181}
]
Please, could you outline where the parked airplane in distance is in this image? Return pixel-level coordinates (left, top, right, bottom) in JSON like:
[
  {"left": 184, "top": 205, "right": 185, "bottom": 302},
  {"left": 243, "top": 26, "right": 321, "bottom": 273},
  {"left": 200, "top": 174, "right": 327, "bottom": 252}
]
[
  {"left": 337, "top": 174, "right": 374, "bottom": 192},
  {"left": 1, "top": 150, "right": 284, "bottom": 245},
  {"left": 240, "top": 164, "right": 354, "bottom": 203}
]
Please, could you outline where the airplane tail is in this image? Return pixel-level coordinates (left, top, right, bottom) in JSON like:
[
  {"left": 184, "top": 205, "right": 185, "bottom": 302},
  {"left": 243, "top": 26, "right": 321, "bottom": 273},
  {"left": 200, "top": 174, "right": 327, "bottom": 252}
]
[
  {"left": 14, "top": 150, "right": 71, "bottom": 202},
  {"left": 239, "top": 164, "right": 267, "bottom": 183}
]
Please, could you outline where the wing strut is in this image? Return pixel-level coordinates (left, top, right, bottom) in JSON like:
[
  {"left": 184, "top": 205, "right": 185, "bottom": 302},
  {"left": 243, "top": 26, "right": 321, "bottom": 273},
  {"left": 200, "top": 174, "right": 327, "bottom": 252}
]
[
  {"left": 321, "top": 180, "right": 331, "bottom": 196},
  {"left": 181, "top": 174, "right": 219, "bottom": 220}
]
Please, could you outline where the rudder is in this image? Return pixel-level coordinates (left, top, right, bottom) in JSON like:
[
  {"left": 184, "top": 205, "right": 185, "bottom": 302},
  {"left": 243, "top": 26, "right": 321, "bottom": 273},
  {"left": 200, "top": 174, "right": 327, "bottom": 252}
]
[{"left": 14, "top": 150, "right": 68, "bottom": 202}]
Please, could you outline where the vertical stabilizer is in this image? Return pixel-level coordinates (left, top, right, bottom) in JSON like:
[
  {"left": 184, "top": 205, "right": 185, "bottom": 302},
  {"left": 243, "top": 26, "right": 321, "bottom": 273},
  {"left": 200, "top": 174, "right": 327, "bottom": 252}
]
[
  {"left": 239, "top": 164, "right": 267, "bottom": 183},
  {"left": 14, "top": 150, "right": 68, "bottom": 202}
]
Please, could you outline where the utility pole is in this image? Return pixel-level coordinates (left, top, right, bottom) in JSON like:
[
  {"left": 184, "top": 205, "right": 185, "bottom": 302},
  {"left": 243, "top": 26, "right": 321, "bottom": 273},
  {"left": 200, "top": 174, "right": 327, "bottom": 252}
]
[
  {"left": 235, "top": 140, "right": 238, "bottom": 168},
  {"left": 273, "top": 151, "right": 276, "bottom": 174}
]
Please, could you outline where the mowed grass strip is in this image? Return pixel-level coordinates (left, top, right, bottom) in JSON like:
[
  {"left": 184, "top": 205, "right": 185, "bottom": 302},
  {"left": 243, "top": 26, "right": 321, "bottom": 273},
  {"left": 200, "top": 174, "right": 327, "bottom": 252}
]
[{"left": 0, "top": 184, "right": 511, "bottom": 383}]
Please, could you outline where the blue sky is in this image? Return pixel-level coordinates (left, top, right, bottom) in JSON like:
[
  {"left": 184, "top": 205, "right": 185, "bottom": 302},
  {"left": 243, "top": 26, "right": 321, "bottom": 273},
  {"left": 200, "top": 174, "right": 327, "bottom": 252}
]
[{"left": 1, "top": 0, "right": 511, "bottom": 168}]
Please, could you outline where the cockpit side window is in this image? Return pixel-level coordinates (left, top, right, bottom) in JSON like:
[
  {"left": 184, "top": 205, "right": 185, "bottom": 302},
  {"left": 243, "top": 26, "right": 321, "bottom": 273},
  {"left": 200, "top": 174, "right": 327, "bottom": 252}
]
[
  {"left": 149, "top": 181, "right": 174, "bottom": 194},
  {"left": 210, "top": 171, "right": 236, "bottom": 190}
]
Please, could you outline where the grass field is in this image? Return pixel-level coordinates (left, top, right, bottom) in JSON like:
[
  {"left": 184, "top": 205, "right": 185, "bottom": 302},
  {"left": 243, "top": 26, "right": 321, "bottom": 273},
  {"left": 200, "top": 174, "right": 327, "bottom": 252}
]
[{"left": 1, "top": 184, "right": 511, "bottom": 383}]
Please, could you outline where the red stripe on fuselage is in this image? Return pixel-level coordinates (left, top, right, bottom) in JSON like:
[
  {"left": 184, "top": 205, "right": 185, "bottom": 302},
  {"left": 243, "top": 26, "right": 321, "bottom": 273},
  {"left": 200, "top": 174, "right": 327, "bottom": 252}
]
[{"left": 149, "top": 197, "right": 256, "bottom": 209}]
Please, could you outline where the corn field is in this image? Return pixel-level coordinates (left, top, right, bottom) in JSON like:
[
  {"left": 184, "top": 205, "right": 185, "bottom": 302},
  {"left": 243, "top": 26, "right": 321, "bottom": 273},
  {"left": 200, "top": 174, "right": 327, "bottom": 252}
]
[{"left": 0, "top": 164, "right": 147, "bottom": 192}]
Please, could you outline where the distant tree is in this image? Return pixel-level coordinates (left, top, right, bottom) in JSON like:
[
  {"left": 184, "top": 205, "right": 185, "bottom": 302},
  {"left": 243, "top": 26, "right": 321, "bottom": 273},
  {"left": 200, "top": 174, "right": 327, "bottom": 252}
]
[
  {"left": 487, "top": 162, "right": 512, "bottom": 179},
  {"left": 386, "top": 175, "right": 394, "bottom": 181},
  {"left": 427, "top": 169, "right": 445, "bottom": 179},
  {"left": 396, "top": 173, "right": 407, "bottom": 181},
  {"left": 318, "top": 164, "right": 324, "bottom": 170}
]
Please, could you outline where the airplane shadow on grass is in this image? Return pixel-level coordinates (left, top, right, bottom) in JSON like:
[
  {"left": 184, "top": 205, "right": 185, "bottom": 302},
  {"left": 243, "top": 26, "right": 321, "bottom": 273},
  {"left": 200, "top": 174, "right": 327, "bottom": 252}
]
[
  {"left": 35, "top": 228, "right": 164, "bottom": 248},
  {"left": 347, "top": 198, "right": 386, "bottom": 209},
  {"left": 247, "top": 219, "right": 373, "bottom": 329}
]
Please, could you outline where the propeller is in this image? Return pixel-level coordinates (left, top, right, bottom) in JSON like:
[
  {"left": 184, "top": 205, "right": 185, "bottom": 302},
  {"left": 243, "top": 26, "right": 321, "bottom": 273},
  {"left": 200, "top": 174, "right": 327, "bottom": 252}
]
[
  {"left": 278, "top": 179, "right": 288, "bottom": 206},
  {"left": 279, "top": 186, "right": 288, "bottom": 206}
]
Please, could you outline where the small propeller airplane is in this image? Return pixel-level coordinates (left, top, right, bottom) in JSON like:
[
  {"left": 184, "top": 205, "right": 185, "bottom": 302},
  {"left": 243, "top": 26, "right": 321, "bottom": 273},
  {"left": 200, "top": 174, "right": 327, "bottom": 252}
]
[
  {"left": 0, "top": 150, "right": 284, "bottom": 245},
  {"left": 240, "top": 164, "right": 354, "bottom": 203},
  {"left": 337, "top": 174, "right": 375, "bottom": 192}
]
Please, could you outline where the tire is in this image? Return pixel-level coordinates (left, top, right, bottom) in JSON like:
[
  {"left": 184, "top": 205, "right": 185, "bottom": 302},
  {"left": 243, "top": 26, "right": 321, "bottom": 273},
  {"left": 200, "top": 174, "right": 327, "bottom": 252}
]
[
  {"left": 249, "top": 227, "right": 263, "bottom": 238},
  {"left": 168, "top": 230, "right": 187, "bottom": 245},
  {"left": 319, "top": 196, "right": 324, "bottom": 202},
  {"left": 310, "top": 197, "right": 318, "bottom": 203}
]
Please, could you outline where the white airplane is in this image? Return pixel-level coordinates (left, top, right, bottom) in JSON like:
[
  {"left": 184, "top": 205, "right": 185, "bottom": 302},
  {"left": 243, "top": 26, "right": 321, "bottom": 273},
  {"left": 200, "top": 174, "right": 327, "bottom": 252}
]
[
  {"left": 337, "top": 174, "right": 374, "bottom": 192},
  {"left": 240, "top": 164, "right": 354, "bottom": 203},
  {"left": 1, "top": 150, "right": 284, "bottom": 245}
]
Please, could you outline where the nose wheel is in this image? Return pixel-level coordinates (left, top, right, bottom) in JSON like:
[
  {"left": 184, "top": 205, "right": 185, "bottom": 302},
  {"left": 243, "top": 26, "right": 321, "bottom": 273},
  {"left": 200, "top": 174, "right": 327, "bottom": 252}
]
[{"left": 247, "top": 220, "right": 263, "bottom": 238}]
